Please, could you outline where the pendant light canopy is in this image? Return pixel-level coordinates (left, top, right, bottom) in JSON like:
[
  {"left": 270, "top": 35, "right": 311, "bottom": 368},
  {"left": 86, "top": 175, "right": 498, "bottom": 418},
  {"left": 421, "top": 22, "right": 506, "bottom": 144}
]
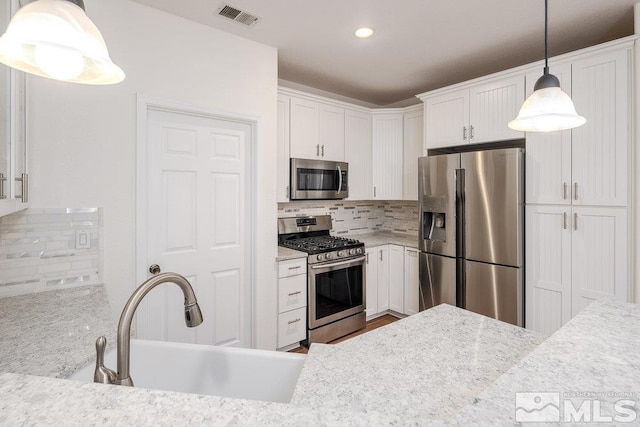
[
  {"left": 508, "top": 0, "right": 584, "bottom": 132},
  {"left": 0, "top": 0, "right": 125, "bottom": 85}
]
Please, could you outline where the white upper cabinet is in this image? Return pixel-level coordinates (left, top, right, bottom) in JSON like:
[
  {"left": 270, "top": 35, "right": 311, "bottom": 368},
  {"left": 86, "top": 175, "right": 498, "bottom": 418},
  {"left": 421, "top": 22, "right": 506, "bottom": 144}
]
[
  {"left": 525, "top": 63, "right": 573, "bottom": 205},
  {"left": 468, "top": 75, "right": 525, "bottom": 143},
  {"left": 421, "top": 75, "right": 524, "bottom": 150},
  {"left": 276, "top": 94, "right": 290, "bottom": 203},
  {"left": 372, "top": 113, "right": 403, "bottom": 200},
  {"left": 571, "top": 49, "right": 629, "bottom": 207},
  {"left": 403, "top": 106, "right": 423, "bottom": 201},
  {"left": 289, "top": 95, "right": 345, "bottom": 162},
  {"left": 345, "top": 108, "right": 372, "bottom": 200},
  {"left": 424, "top": 88, "right": 469, "bottom": 149}
]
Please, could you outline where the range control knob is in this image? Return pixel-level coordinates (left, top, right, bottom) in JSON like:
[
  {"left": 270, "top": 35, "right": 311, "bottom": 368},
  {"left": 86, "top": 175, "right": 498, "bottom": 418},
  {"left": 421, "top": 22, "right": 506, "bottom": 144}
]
[
  {"left": 326, "top": 253, "right": 333, "bottom": 259},
  {"left": 317, "top": 254, "right": 324, "bottom": 261},
  {"left": 348, "top": 249, "right": 356, "bottom": 255},
  {"left": 337, "top": 250, "right": 344, "bottom": 257},
  {"left": 356, "top": 248, "right": 363, "bottom": 254}
]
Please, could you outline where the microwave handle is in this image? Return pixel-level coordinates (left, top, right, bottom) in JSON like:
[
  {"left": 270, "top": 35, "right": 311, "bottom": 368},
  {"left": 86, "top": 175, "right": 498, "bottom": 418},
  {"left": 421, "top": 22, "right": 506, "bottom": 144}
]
[{"left": 337, "top": 165, "right": 343, "bottom": 195}]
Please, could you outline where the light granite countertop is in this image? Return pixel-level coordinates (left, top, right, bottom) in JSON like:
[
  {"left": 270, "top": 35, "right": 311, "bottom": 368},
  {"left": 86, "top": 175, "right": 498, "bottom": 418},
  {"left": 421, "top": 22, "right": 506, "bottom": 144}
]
[
  {"left": 1, "top": 296, "right": 638, "bottom": 425},
  {"left": 276, "top": 231, "right": 418, "bottom": 261},
  {"left": 0, "top": 284, "right": 115, "bottom": 379}
]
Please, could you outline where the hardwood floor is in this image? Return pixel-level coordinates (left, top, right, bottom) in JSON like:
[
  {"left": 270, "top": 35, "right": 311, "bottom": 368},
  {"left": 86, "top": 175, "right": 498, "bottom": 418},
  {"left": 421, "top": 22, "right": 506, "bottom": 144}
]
[{"left": 289, "top": 314, "right": 400, "bottom": 354}]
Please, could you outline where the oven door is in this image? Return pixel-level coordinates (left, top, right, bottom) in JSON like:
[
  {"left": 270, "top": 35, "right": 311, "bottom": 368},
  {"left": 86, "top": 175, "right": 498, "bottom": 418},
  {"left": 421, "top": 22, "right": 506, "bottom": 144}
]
[
  {"left": 308, "top": 255, "right": 365, "bottom": 329},
  {"left": 290, "top": 158, "right": 348, "bottom": 200}
]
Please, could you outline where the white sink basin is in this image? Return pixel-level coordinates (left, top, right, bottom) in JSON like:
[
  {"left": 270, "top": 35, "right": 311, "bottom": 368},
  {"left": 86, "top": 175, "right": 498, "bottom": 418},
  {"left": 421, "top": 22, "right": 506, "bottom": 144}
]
[{"left": 69, "top": 339, "right": 306, "bottom": 403}]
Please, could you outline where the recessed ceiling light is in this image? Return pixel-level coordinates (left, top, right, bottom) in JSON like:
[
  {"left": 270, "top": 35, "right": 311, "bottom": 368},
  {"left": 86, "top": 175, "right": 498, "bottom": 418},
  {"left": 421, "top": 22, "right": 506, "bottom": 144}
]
[{"left": 354, "top": 28, "right": 374, "bottom": 38}]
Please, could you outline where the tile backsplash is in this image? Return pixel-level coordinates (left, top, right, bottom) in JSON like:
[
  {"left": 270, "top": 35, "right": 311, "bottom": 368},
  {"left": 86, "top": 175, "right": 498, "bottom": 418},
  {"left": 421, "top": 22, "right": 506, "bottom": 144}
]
[
  {"left": 278, "top": 200, "right": 419, "bottom": 236},
  {"left": 0, "top": 208, "right": 103, "bottom": 298}
]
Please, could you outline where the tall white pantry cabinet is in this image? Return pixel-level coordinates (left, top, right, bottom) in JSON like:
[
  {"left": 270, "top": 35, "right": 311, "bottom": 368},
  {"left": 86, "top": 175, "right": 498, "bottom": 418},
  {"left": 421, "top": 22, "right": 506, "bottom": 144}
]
[{"left": 525, "top": 42, "right": 632, "bottom": 336}]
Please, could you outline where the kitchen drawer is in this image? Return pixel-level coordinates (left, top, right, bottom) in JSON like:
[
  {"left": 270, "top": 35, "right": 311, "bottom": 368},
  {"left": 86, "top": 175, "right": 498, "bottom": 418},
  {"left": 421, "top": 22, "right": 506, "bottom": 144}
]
[
  {"left": 278, "top": 274, "right": 307, "bottom": 314},
  {"left": 278, "top": 258, "right": 307, "bottom": 278},
  {"left": 277, "top": 307, "right": 307, "bottom": 349}
]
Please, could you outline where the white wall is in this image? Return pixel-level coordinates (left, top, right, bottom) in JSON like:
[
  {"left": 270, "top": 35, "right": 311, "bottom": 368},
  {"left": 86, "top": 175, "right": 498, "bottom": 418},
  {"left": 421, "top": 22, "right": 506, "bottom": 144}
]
[{"left": 27, "top": 0, "right": 279, "bottom": 349}]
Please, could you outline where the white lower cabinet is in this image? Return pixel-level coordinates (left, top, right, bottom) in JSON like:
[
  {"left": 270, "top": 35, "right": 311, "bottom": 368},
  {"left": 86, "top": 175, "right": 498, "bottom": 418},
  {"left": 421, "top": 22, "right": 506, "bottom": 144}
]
[
  {"left": 388, "top": 245, "right": 405, "bottom": 313},
  {"left": 526, "top": 205, "right": 628, "bottom": 336},
  {"left": 277, "top": 258, "right": 307, "bottom": 349},
  {"left": 403, "top": 248, "right": 420, "bottom": 316},
  {"left": 366, "top": 244, "right": 419, "bottom": 319}
]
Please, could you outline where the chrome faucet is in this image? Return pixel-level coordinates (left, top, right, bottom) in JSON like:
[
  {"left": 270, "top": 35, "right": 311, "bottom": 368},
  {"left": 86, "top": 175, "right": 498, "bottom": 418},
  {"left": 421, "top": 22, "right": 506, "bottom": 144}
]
[{"left": 94, "top": 272, "right": 203, "bottom": 386}]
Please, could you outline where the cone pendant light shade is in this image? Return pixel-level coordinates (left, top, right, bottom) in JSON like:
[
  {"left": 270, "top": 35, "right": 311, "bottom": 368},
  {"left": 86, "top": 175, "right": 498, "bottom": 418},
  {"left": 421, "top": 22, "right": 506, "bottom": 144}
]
[
  {"left": 508, "top": 0, "right": 584, "bottom": 132},
  {"left": 0, "top": 0, "right": 125, "bottom": 84}
]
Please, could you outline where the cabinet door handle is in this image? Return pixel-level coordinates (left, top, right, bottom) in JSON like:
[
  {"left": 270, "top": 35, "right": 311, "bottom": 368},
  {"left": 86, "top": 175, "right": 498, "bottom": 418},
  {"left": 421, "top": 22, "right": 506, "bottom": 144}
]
[
  {"left": 563, "top": 212, "right": 567, "bottom": 230},
  {"left": 574, "top": 213, "right": 578, "bottom": 231},
  {"left": 463, "top": 126, "right": 467, "bottom": 141},
  {"left": 321, "top": 145, "right": 325, "bottom": 157},
  {"left": 379, "top": 250, "right": 383, "bottom": 261},
  {"left": 286, "top": 185, "right": 289, "bottom": 199},
  {"left": 574, "top": 183, "right": 578, "bottom": 200},
  {"left": 470, "top": 125, "right": 474, "bottom": 140},
  {"left": 366, "top": 253, "right": 369, "bottom": 264},
  {"left": 563, "top": 183, "right": 568, "bottom": 200},
  {"left": 288, "top": 318, "right": 301, "bottom": 325},
  {"left": 373, "top": 186, "right": 376, "bottom": 198},
  {"left": 0, "top": 173, "right": 6, "bottom": 200},
  {"left": 15, "top": 173, "right": 28, "bottom": 203},
  {"left": 316, "top": 144, "right": 320, "bottom": 156},
  {"left": 288, "top": 265, "right": 302, "bottom": 270},
  {"left": 287, "top": 291, "right": 302, "bottom": 296}
]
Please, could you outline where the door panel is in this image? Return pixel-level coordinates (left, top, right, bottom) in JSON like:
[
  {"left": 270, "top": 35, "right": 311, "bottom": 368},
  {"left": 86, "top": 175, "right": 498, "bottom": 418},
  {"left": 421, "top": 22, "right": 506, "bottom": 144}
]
[
  {"left": 469, "top": 75, "right": 524, "bottom": 143},
  {"left": 345, "top": 109, "right": 372, "bottom": 200},
  {"left": 140, "top": 109, "right": 252, "bottom": 348},
  {"left": 388, "top": 245, "right": 405, "bottom": 313},
  {"left": 462, "top": 148, "right": 523, "bottom": 267},
  {"left": 365, "top": 247, "right": 379, "bottom": 318},
  {"left": 404, "top": 248, "right": 420, "bottom": 316},
  {"left": 377, "top": 246, "right": 389, "bottom": 311},
  {"left": 418, "top": 252, "right": 456, "bottom": 311},
  {"left": 465, "top": 260, "right": 522, "bottom": 327},
  {"left": 424, "top": 88, "right": 469, "bottom": 149},
  {"left": 418, "top": 154, "right": 459, "bottom": 257},
  {"left": 290, "top": 97, "right": 319, "bottom": 159}
]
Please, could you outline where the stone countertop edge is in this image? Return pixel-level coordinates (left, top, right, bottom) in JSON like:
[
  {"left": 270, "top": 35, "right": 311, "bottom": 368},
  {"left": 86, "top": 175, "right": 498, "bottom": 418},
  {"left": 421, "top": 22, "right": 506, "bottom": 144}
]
[
  {"left": 0, "top": 284, "right": 116, "bottom": 380},
  {"left": 276, "top": 231, "right": 418, "bottom": 261},
  {"left": 290, "top": 303, "right": 545, "bottom": 422}
]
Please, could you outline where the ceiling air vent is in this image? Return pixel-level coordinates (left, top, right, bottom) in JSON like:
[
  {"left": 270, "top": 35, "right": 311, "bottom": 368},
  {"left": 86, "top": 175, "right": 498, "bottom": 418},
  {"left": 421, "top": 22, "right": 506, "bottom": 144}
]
[{"left": 217, "top": 3, "right": 260, "bottom": 27}]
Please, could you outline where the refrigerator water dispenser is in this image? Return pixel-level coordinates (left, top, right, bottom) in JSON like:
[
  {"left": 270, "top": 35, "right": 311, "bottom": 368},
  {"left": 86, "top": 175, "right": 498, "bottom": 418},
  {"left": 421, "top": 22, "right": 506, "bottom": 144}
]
[{"left": 422, "top": 212, "right": 446, "bottom": 242}]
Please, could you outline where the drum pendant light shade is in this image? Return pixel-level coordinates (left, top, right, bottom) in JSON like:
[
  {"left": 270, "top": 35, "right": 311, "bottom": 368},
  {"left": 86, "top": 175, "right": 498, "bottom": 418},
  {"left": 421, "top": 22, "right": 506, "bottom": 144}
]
[
  {"left": 0, "top": 0, "right": 125, "bottom": 84},
  {"left": 508, "top": 0, "right": 584, "bottom": 132}
]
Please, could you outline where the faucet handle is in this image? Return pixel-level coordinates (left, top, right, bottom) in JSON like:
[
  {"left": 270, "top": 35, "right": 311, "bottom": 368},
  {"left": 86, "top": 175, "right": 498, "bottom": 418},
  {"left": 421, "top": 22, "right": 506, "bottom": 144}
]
[{"left": 94, "top": 336, "right": 116, "bottom": 384}]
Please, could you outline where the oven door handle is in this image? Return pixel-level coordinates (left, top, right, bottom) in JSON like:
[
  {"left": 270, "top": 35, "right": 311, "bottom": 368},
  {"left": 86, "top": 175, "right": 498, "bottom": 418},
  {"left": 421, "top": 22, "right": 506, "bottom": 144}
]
[
  {"left": 337, "top": 165, "right": 342, "bottom": 195},
  {"left": 310, "top": 255, "right": 366, "bottom": 270}
]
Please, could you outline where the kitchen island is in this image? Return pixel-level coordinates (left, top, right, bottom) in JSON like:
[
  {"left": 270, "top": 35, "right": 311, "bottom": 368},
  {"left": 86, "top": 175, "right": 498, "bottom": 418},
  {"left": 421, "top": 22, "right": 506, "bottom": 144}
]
[{"left": 1, "top": 299, "right": 639, "bottom": 425}]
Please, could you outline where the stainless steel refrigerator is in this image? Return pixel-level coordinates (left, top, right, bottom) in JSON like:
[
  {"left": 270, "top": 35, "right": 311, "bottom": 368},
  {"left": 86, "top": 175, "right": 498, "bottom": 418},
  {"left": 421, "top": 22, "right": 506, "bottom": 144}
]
[{"left": 418, "top": 147, "right": 524, "bottom": 326}]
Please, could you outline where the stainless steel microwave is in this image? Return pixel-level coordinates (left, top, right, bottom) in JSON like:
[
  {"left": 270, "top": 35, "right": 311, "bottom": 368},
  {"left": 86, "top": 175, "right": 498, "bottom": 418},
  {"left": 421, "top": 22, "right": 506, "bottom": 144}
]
[{"left": 290, "top": 158, "right": 348, "bottom": 200}]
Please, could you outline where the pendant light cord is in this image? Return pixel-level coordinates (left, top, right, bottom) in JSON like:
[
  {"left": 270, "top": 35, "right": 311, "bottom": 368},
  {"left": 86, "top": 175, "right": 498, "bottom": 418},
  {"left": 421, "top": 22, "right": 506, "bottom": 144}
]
[{"left": 544, "top": 0, "right": 549, "bottom": 74}]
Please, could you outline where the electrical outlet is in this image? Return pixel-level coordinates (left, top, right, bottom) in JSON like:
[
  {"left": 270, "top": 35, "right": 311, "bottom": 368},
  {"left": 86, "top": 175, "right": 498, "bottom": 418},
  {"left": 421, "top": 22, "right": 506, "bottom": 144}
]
[{"left": 75, "top": 230, "right": 91, "bottom": 249}]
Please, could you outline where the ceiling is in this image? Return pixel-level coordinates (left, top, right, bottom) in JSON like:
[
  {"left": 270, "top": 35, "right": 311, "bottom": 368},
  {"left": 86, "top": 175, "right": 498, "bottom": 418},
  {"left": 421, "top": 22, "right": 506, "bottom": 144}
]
[{"left": 131, "top": 0, "right": 638, "bottom": 106}]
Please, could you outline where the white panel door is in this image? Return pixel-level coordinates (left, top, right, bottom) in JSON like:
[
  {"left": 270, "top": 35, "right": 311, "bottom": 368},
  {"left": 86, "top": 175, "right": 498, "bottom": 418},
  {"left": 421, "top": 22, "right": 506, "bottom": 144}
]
[
  {"left": 469, "top": 75, "right": 525, "bottom": 143},
  {"left": 403, "top": 107, "right": 423, "bottom": 201},
  {"left": 318, "top": 103, "right": 345, "bottom": 161},
  {"left": 276, "top": 94, "right": 290, "bottom": 203},
  {"left": 345, "top": 109, "right": 372, "bottom": 200},
  {"left": 403, "top": 247, "right": 419, "bottom": 316},
  {"left": 388, "top": 244, "right": 405, "bottom": 313},
  {"left": 376, "top": 246, "right": 390, "bottom": 312},
  {"left": 372, "top": 113, "right": 403, "bottom": 200},
  {"left": 525, "top": 205, "right": 572, "bottom": 336},
  {"left": 424, "top": 88, "right": 469, "bottom": 149},
  {"left": 571, "top": 48, "right": 629, "bottom": 207},
  {"left": 290, "top": 96, "right": 320, "bottom": 159},
  {"left": 571, "top": 206, "right": 628, "bottom": 317},
  {"left": 365, "top": 247, "right": 379, "bottom": 318},
  {"left": 141, "top": 109, "right": 251, "bottom": 348},
  {"left": 524, "top": 64, "right": 572, "bottom": 205}
]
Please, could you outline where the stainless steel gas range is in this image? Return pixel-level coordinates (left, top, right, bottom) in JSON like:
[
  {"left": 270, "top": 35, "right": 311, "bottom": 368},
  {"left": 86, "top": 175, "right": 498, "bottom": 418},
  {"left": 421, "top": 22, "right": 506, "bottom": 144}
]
[{"left": 278, "top": 215, "right": 366, "bottom": 345}]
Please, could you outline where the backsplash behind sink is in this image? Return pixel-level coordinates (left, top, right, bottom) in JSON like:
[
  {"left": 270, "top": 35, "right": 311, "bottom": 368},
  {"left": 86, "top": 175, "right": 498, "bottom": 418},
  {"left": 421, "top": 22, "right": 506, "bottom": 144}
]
[
  {"left": 278, "top": 200, "right": 418, "bottom": 237},
  {"left": 0, "top": 208, "right": 103, "bottom": 298}
]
